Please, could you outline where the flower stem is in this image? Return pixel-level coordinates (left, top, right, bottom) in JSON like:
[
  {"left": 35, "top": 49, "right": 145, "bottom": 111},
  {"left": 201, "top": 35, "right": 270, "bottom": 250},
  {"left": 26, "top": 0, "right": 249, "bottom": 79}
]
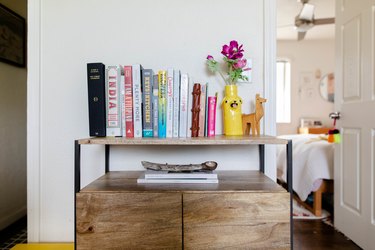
[{"left": 218, "top": 71, "right": 227, "bottom": 84}]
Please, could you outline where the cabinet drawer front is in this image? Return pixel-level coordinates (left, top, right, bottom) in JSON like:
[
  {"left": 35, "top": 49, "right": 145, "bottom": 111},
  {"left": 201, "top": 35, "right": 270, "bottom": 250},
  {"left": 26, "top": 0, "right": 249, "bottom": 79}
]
[
  {"left": 184, "top": 223, "right": 290, "bottom": 249},
  {"left": 76, "top": 192, "right": 182, "bottom": 249},
  {"left": 183, "top": 193, "right": 290, "bottom": 249}
]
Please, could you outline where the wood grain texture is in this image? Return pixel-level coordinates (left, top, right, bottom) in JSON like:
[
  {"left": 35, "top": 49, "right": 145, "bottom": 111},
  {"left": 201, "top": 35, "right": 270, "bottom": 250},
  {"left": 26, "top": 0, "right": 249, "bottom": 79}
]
[
  {"left": 76, "top": 192, "right": 182, "bottom": 249},
  {"left": 80, "top": 171, "right": 286, "bottom": 193},
  {"left": 183, "top": 193, "right": 290, "bottom": 225},
  {"left": 183, "top": 193, "right": 290, "bottom": 249},
  {"left": 77, "top": 135, "right": 288, "bottom": 145},
  {"left": 184, "top": 224, "right": 290, "bottom": 249}
]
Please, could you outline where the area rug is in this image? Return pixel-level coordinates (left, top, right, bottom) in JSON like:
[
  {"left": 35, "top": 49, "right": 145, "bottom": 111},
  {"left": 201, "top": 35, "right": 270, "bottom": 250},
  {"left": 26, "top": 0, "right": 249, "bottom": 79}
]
[{"left": 293, "top": 199, "right": 330, "bottom": 220}]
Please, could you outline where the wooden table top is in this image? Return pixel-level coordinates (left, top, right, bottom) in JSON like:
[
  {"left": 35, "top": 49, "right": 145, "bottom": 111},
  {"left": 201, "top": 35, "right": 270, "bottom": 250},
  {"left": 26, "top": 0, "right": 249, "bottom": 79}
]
[
  {"left": 77, "top": 135, "right": 289, "bottom": 145},
  {"left": 80, "top": 170, "right": 286, "bottom": 193}
]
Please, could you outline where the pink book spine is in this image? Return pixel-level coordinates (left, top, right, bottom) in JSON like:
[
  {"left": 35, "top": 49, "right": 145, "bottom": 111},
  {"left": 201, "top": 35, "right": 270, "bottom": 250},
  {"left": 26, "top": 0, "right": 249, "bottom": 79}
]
[
  {"left": 124, "top": 66, "right": 134, "bottom": 138},
  {"left": 207, "top": 96, "right": 217, "bottom": 137}
]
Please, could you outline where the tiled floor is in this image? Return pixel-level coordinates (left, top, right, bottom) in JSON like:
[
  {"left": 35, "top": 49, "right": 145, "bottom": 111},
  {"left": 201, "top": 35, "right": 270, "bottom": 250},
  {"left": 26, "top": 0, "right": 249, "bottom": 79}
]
[{"left": 0, "top": 217, "right": 27, "bottom": 250}]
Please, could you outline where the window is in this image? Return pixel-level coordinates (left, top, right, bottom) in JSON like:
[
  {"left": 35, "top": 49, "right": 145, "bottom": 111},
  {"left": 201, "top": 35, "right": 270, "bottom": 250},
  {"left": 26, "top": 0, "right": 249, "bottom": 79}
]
[{"left": 276, "top": 59, "right": 291, "bottom": 123}]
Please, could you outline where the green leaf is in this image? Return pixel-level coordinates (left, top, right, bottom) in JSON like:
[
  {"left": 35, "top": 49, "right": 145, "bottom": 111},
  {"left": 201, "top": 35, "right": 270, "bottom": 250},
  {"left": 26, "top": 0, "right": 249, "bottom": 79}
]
[{"left": 206, "top": 60, "right": 219, "bottom": 73}]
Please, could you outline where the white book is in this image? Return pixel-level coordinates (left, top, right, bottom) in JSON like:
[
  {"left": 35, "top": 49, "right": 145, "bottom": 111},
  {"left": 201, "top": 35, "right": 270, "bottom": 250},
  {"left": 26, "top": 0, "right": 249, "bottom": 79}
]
[
  {"left": 137, "top": 177, "right": 219, "bottom": 184},
  {"left": 105, "top": 65, "right": 122, "bottom": 136},
  {"left": 198, "top": 83, "right": 206, "bottom": 137},
  {"left": 186, "top": 76, "right": 194, "bottom": 138},
  {"left": 132, "top": 64, "right": 143, "bottom": 138},
  {"left": 172, "top": 70, "right": 180, "bottom": 138},
  {"left": 166, "top": 68, "right": 174, "bottom": 138},
  {"left": 179, "top": 73, "right": 189, "bottom": 138},
  {"left": 144, "top": 170, "right": 218, "bottom": 179}
]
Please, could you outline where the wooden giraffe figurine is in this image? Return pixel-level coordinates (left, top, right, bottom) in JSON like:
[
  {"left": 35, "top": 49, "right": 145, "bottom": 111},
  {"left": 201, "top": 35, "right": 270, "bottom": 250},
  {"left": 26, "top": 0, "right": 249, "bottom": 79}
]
[{"left": 242, "top": 94, "right": 267, "bottom": 135}]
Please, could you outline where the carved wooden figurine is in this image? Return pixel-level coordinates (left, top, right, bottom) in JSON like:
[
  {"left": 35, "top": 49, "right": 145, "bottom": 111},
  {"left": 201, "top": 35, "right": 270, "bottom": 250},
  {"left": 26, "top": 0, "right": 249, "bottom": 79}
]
[
  {"left": 141, "top": 161, "right": 218, "bottom": 172},
  {"left": 242, "top": 94, "right": 267, "bottom": 135},
  {"left": 191, "top": 83, "right": 201, "bottom": 137}
]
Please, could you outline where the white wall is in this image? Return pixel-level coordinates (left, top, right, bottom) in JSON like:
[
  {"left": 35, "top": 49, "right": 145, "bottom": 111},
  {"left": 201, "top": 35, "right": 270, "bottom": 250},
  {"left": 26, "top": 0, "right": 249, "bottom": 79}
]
[
  {"left": 277, "top": 40, "right": 335, "bottom": 135},
  {"left": 0, "top": 0, "right": 27, "bottom": 230},
  {"left": 28, "top": 0, "right": 274, "bottom": 242}
]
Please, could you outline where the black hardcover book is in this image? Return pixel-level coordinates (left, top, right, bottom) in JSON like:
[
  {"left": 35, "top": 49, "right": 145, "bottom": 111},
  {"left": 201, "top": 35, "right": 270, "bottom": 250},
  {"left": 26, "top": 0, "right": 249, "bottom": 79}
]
[{"left": 87, "top": 63, "right": 106, "bottom": 137}]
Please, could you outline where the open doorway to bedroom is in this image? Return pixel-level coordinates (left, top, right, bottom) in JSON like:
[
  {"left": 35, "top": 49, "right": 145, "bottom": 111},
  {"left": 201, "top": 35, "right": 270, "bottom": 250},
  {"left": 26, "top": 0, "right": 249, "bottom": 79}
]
[{"left": 275, "top": 0, "right": 360, "bottom": 248}]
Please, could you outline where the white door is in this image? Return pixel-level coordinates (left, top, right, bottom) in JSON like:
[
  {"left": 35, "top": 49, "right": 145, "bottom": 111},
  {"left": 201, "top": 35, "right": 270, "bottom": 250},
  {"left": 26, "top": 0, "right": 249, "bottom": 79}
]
[{"left": 334, "top": 0, "right": 375, "bottom": 249}]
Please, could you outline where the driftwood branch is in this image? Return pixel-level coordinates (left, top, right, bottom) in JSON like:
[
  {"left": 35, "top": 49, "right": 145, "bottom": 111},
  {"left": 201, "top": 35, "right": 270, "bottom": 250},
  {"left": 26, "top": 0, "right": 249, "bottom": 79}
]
[{"left": 141, "top": 161, "right": 218, "bottom": 172}]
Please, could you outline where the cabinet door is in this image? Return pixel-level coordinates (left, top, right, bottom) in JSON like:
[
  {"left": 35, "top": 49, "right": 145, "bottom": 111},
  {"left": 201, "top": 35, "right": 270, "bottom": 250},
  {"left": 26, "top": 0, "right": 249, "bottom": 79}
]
[
  {"left": 183, "top": 193, "right": 290, "bottom": 249},
  {"left": 76, "top": 192, "right": 182, "bottom": 249}
]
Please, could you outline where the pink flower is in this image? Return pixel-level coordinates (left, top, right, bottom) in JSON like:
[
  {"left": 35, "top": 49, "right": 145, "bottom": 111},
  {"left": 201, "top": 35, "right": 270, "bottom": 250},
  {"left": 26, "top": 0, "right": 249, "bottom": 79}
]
[
  {"left": 221, "top": 40, "right": 244, "bottom": 60},
  {"left": 233, "top": 59, "right": 247, "bottom": 69},
  {"left": 206, "top": 40, "right": 249, "bottom": 85}
]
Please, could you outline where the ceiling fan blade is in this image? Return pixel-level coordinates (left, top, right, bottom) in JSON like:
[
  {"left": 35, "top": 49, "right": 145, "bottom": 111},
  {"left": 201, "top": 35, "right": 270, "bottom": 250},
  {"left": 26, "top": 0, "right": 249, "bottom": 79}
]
[
  {"left": 314, "top": 17, "right": 335, "bottom": 25},
  {"left": 298, "top": 31, "right": 307, "bottom": 41},
  {"left": 299, "top": 3, "right": 315, "bottom": 21}
]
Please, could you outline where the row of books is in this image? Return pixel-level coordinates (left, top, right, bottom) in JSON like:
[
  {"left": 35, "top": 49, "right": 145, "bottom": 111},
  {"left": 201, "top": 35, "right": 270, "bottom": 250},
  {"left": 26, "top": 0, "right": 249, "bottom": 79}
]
[
  {"left": 87, "top": 63, "right": 218, "bottom": 138},
  {"left": 137, "top": 170, "right": 219, "bottom": 184}
]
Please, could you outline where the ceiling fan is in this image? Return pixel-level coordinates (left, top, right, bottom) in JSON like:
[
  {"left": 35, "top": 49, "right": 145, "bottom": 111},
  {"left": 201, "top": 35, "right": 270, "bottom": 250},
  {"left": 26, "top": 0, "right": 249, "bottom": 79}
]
[{"left": 294, "top": 0, "right": 335, "bottom": 40}]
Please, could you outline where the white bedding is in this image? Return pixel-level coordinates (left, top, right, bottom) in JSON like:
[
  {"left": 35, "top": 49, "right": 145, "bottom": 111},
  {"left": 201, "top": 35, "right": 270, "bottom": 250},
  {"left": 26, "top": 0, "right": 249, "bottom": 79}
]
[{"left": 276, "top": 134, "right": 334, "bottom": 201}]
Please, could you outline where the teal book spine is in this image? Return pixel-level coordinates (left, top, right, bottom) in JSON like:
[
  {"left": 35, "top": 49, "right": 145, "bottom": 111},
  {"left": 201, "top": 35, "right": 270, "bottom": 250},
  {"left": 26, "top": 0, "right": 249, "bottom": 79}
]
[{"left": 142, "top": 69, "right": 153, "bottom": 137}]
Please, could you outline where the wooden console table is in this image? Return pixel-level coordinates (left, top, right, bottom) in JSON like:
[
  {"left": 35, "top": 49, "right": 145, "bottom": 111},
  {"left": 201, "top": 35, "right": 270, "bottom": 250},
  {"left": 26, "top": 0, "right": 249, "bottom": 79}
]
[{"left": 74, "top": 135, "right": 293, "bottom": 249}]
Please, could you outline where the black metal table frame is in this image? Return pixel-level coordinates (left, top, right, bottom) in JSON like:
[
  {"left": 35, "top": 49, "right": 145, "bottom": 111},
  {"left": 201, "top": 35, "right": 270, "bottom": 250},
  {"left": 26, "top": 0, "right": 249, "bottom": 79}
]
[{"left": 74, "top": 141, "right": 293, "bottom": 249}]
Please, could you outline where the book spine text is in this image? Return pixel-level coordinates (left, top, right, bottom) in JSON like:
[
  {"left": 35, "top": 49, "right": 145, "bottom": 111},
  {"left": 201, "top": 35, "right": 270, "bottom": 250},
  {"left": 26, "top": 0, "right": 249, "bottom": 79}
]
[
  {"left": 158, "top": 70, "right": 167, "bottom": 138},
  {"left": 87, "top": 62, "right": 106, "bottom": 137},
  {"left": 124, "top": 66, "right": 134, "bottom": 137},
  {"left": 142, "top": 69, "right": 153, "bottom": 137},
  {"left": 132, "top": 64, "right": 143, "bottom": 138},
  {"left": 105, "top": 65, "right": 122, "bottom": 136}
]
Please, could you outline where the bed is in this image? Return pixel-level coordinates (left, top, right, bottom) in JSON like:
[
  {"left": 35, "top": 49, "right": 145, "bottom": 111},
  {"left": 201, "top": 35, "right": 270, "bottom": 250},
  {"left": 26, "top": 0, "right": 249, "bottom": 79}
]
[{"left": 276, "top": 133, "right": 334, "bottom": 216}]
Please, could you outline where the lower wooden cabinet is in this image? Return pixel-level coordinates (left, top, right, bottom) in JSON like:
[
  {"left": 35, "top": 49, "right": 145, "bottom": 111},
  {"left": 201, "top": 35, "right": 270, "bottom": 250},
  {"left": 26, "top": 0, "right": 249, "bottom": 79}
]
[
  {"left": 183, "top": 193, "right": 290, "bottom": 249},
  {"left": 76, "top": 192, "right": 182, "bottom": 249},
  {"left": 75, "top": 171, "right": 290, "bottom": 249}
]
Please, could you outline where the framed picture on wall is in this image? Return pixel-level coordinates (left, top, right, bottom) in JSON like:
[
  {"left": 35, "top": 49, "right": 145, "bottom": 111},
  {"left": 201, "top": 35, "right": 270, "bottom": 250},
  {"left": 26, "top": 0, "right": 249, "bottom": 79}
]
[{"left": 0, "top": 3, "right": 26, "bottom": 67}]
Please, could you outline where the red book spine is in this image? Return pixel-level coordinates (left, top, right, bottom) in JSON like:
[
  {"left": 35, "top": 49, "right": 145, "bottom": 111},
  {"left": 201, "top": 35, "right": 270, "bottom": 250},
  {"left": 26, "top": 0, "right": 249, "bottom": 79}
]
[
  {"left": 124, "top": 66, "right": 134, "bottom": 137},
  {"left": 207, "top": 96, "right": 217, "bottom": 137}
]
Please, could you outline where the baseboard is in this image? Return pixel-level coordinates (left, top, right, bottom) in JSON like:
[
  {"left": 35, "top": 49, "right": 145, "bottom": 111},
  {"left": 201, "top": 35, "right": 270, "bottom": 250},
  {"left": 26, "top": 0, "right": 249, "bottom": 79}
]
[{"left": 0, "top": 206, "right": 27, "bottom": 230}]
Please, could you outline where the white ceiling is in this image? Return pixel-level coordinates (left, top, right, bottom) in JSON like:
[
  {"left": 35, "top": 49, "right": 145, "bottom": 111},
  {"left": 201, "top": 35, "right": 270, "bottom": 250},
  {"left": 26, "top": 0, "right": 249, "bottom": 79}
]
[{"left": 277, "top": 0, "right": 336, "bottom": 40}]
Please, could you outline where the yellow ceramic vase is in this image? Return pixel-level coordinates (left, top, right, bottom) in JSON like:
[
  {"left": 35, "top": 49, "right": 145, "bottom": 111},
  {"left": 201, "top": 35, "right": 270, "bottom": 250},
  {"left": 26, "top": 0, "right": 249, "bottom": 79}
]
[{"left": 221, "top": 85, "right": 243, "bottom": 135}]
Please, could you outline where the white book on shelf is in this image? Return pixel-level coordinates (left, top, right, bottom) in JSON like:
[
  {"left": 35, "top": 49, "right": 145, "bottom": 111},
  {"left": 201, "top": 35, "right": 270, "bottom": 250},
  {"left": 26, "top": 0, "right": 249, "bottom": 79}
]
[
  {"left": 166, "top": 68, "right": 174, "bottom": 138},
  {"left": 132, "top": 64, "right": 143, "bottom": 138},
  {"left": 179, "top": 73, "right": 189, "bottom": 138},
  {"left": 137, "top": 176, "right": 219, "bottom": 184},
  {"left": 105, "top": 65, "right": 122, "bottom": 136},
  {"left": 198, "top": 83, "right": 206, "bottom": 137},
  {"left": 172, "top": 69, "right": 180, "bottom": 138},
  {"left": 186, "top": 76, "right": 194, "bottom": 138},
  {"left": 144, "top": 170, "right": 218, "bottom": 179}
]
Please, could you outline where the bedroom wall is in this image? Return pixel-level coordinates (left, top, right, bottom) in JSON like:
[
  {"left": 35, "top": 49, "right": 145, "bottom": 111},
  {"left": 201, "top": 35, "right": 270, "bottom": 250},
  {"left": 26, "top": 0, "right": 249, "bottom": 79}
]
[
  {"left": 0, "top": 0, "right": 27, "bottom": 230},
  {"left": 28, "top": 0, "right": 273, "bottom": 242},
  {"left": 277, "top": 39, "right": 335, "bottom": 135}
]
